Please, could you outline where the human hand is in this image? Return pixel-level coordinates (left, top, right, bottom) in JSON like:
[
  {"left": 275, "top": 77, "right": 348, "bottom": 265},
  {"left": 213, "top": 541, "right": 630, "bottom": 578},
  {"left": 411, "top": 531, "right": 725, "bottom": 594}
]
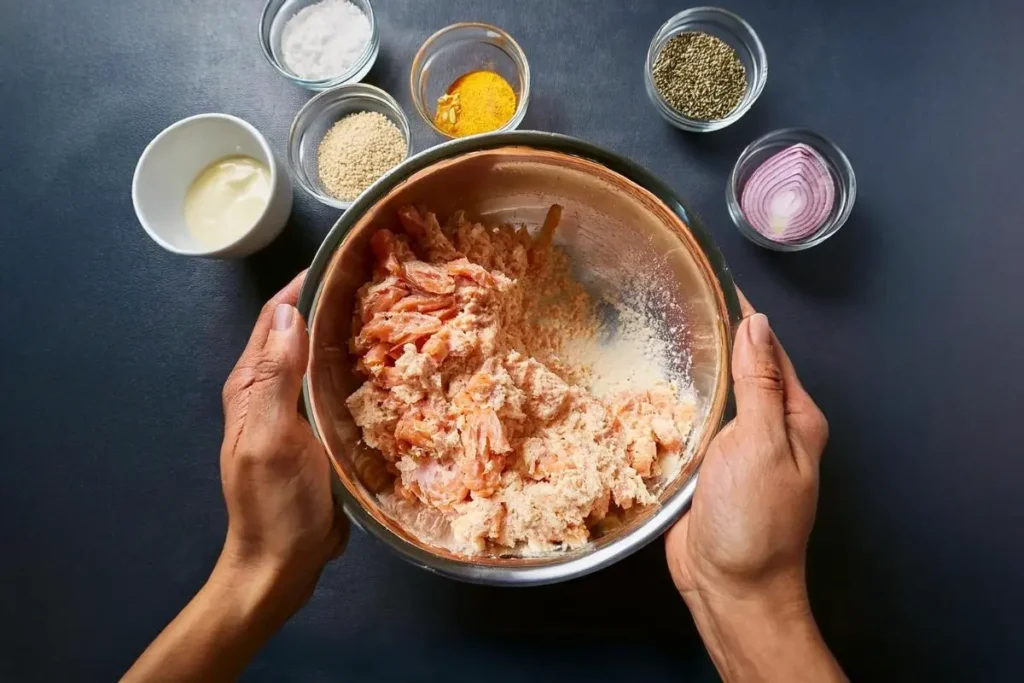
[
  {"left": 666, "top": 293, "right": 842, "bottom": 682},
  {"left": 124, "top": 273, "right": 348, "bottom": 682},
  {"left": 217, "top": 271, "right": 347, "bottom": 616}
]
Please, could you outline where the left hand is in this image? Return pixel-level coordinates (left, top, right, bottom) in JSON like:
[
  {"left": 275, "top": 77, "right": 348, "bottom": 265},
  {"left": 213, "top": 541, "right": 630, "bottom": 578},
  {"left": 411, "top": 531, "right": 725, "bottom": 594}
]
[
  {"left": 217, "top": 271, "right": 347, "bottom": 613},
  {"left": 124, "top": 273, "right": 348, "bottom": 682}
]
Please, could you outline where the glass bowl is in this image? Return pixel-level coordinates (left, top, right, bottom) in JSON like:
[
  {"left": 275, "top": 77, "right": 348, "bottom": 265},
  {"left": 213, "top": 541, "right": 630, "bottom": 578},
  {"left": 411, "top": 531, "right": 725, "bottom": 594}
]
[
  {"left": 287, "top": 83, "right": 411, "bottom": 210},
  {"left": 259, "top": 0, "right": 379, "bottom": 91},
  {"left": 297, "top": 132, "right": 742, "bottom": 586},
  {"left": 410, "top": 22, "right": 530, "bottom": 139},
  {"left": 727, "top": 128, "right": 857, "bottom": 251},
  {"left": 645, "top": 7, "right": 767, "bottom": 132}
]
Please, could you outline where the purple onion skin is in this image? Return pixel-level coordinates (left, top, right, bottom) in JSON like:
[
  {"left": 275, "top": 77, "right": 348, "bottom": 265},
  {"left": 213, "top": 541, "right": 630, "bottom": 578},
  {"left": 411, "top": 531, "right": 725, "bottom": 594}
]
[{"left": 740, "top": 143, "right": 835, "bottom": 244}]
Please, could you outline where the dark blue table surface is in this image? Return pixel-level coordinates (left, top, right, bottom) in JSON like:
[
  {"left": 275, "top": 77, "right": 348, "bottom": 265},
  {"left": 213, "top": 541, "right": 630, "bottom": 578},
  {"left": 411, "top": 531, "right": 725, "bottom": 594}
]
[{"left": 3, "top": 1, "right": 1023, "bottom": 680}]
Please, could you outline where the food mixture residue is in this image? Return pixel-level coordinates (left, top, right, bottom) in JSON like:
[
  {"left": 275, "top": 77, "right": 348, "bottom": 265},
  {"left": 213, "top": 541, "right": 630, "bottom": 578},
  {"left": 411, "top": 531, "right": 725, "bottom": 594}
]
[{"left": 346, "top": 205, "right": 697, "bottom": 555}]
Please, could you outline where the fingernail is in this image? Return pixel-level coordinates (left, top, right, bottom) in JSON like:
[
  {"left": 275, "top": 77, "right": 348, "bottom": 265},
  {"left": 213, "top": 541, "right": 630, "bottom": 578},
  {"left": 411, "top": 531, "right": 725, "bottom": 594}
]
[
  {"left": 272, "top": 303, "right": 294, "bottom": 331},
  {"left": 748, "top": 313, "right": 771, "bottom": 346}
]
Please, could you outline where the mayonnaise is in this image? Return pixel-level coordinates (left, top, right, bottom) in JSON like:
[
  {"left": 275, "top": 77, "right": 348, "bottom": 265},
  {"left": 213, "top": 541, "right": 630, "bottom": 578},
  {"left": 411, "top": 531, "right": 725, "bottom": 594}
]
[{"left": 184, "top": 156, "right": 271, "bottom": 249}]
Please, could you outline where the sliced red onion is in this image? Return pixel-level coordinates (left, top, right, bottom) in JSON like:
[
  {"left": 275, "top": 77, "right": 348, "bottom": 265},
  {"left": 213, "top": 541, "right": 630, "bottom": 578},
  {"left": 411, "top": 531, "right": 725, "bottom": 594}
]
[{"left": 740, "top": 143, "right": 835, "bottom": 244}]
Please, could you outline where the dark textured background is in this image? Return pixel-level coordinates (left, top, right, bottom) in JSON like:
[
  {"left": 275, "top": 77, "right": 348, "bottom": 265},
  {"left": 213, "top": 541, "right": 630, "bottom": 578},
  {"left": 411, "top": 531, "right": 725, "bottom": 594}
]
[{"left": 2, "top": 0, "right": 1023, "bottom": 680}]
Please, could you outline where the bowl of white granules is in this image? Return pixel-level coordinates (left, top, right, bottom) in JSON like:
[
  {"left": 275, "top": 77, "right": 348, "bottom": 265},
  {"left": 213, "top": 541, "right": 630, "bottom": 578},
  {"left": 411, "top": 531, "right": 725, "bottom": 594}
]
[
  {"left": 287, "top": 83, "right": 410, "bottom": 209},
  {"left": 298, "top": 132, "right": 742, "bottom": 586},
  {"left": 259, "top": 0, "right": 379, "bottom": 91}
]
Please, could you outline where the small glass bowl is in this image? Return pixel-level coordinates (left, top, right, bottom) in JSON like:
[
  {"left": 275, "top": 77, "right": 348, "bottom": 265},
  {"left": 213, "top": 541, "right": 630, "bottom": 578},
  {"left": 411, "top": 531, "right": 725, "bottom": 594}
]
[
  {"left": 259, "top": 0, "right": 379, "bottom": 91},
  {"left": 410, "top": 22, "right": 530, "bottom": 139},
  {"left": 287, "top": 83, "right": 411, "bottom": 209},
  {"left": 645, "top": 7, "right": 767, "bottom": 132},
  {"left": 727, "top": 128, "right": 857, "bottom": 251}
]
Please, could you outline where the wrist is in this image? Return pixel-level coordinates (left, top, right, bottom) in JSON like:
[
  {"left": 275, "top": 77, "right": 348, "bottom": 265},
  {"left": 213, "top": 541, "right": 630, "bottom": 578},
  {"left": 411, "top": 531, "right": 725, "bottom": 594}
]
[
  {"left": 208, "top": 543, "right": 316, "bottom": 638},
  {"left": 682, "top": 578, "right": 839, "bottom": 683},
  {"left": 685, "top": 584, "right": 814, "bottom": 643},
  {"left": 123, "top": 552, "right": 299, "bottom": 682},
  {"left": 680, "top": 568, "right": 811, "bottom": 622}
]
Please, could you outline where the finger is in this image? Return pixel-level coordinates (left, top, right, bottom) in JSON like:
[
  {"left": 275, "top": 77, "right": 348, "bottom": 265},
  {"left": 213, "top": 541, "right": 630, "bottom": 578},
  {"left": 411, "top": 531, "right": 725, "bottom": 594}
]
[
  {"left": 222, "top": 278, "right": 312, "bottom": 431},
  {"left": 731, "top": 294, "right": 816, "bottom": 426},
  {"left": 770, "top": 330, "right": 829, "bottom": 459},
  {"left": 223, "top": 272, "right": 308, "bottom": 418},
  {"left": 240, "top": 271, "right": 308, "bottom": 362},
  {"left": 735, "top": 287, "right": 756, "bottom": 318},
  {"left": 770, "top": 330, "right": 808, "bottom": 404},
  {"left": 255, "top": 303, "right": 311, "bottom": 413},
  {"left": 224, "top": 301, "right": 311, "bottom": 432},
  {"left": 732, "top": 313, "right": 786, "bottom": 433}
]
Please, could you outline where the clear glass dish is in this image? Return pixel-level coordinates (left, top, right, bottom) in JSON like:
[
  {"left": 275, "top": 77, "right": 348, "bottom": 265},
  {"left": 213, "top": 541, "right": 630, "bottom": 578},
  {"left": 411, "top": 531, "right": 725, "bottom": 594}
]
[
  {"left": 259, "top": 0, "right": 379, "bottom": 91},
  {"left": 287, "top": 83, "right": 411, "bottom": 209},
  {"left": 410, "top": 22, "right": 530, "bottom": 139},
  {"left": 644, "top": 7, "right": 767, "bottom": 132},
  {"left": 727, "top": 128, "right": 857, "bottom": 251}
]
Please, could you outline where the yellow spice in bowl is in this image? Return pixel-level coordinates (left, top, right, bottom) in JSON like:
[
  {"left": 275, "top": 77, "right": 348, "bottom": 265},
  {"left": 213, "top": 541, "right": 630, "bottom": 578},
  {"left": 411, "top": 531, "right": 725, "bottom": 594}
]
[{"left": 435, "top": 70, "right": 516, "bottom": 137}]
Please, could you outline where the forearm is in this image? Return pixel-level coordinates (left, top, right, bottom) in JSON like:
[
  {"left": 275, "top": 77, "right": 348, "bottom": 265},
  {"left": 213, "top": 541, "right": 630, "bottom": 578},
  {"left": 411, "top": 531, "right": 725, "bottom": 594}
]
[
  {"left": 123, "top": 555, "right": 297, "bottom": 682},
  {"left": 683, "top": 589, "right": 846, "bottom": 683}
]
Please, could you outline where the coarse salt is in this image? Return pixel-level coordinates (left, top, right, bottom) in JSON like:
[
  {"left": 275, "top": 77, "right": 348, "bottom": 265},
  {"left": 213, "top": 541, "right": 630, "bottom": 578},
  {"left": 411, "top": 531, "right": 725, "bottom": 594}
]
[{"left": 280, "top": 0, "right": 371, "bottom": 81}]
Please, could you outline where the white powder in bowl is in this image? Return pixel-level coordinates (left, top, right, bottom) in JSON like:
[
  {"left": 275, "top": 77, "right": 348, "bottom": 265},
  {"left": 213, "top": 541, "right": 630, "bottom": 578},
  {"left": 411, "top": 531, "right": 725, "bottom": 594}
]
[{"left": 280, "top": 0, "right": 371, "bottom": 81}]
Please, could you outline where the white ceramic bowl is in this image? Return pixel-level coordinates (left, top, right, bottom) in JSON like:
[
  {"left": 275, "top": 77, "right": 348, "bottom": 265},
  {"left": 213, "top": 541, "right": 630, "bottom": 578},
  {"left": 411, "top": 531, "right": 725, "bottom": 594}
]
[{"left": 132, "top": 114, "right": 293, "bottom": 258}]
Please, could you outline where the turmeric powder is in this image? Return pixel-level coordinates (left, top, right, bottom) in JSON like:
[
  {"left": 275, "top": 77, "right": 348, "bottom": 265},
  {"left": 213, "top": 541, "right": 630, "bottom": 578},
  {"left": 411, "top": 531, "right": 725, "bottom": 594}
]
[{"left": 434, "top": 70, "right": 517, "bottom": 137}]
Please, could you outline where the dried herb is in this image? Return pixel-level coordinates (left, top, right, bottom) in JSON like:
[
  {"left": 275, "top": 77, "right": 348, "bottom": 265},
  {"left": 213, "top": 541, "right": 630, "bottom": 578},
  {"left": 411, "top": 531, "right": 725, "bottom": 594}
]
[{"left": 652, "top": 32, "right": 747, "bottom": 121}]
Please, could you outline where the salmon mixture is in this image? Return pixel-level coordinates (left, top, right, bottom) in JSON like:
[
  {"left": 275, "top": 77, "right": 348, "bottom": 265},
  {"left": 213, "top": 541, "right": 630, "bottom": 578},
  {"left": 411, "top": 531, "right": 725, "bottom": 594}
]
[{"left": 345, "top": 205, "right": 696, "bottom": 554}]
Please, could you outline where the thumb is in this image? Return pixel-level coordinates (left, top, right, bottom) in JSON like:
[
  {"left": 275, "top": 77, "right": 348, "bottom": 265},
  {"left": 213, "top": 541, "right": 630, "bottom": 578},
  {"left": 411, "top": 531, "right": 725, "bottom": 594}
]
[
  {"left": 256, "top": 303, "right": 310, "bottom": 409},
  {"left": 732, "top": 313, "right": 786, "bottom": 430}
]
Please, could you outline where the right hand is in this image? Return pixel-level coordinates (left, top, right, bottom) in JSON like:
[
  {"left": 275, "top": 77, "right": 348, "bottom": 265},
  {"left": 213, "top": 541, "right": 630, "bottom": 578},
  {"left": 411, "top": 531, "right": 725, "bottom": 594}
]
[
  {"left": 666, "top": 293, "right": 829, "bottom": 611},
  {"left": 665, "top": 294, "right": 844, "bottom": 682}
]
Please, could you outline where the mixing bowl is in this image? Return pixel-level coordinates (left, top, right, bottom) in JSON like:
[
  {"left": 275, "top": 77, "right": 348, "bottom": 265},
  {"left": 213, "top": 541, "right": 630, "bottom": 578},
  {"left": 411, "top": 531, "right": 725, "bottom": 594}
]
[{"left": 298, "top": 132, "right": 740, "bottom": 585}]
